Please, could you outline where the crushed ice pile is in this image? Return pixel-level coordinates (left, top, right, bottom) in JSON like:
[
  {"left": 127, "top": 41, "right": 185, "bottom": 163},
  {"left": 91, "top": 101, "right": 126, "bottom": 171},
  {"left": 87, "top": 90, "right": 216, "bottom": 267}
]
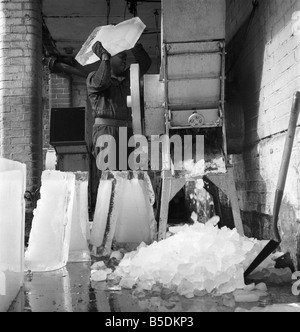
[{"left": 110, "top": 220, "right": 275, "bottom": 298}]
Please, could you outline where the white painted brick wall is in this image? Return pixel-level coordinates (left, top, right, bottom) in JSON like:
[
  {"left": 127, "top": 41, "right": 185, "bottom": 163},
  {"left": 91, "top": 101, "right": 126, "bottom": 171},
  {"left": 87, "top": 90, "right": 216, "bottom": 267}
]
[
  {"left": 227, "top": 0, "right": 300, "bottom": 266},
  {"left": 0, "top": 0, "right": 43, "bottom": 190}
]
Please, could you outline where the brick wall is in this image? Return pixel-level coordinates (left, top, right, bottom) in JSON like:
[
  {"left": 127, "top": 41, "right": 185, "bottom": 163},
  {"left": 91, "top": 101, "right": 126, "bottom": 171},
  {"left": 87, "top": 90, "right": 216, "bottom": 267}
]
[
  {"left": 0, "top": 0, "right": 43, "bottom": 191},
  {"left": 50, "top": 73, "right": 72, "bottom": 109},
  {"left": 226, "top": 0, "right": 300, "bottom": 268},
  {"left": 72, "top": 75, "right": 88, "bottom": 108},
  {"left": 41, "top": 72, "right": 73, "bottom": 167},
  {"left": 42, "top": 64, "right": 50, "bottom": 167}
]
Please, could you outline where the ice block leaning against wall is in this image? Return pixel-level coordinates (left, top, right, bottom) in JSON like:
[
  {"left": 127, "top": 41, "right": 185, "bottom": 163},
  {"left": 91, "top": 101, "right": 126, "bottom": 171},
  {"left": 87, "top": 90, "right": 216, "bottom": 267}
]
[
  {"left": 0, "top": 158, "right": 26, "bottom": 312},
  {"left": 25, "top": 171, "right": 76, "bottom": 272}
]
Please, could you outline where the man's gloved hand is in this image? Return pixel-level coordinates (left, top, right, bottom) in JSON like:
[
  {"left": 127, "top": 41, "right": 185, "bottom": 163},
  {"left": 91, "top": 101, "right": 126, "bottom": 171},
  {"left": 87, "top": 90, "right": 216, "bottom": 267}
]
[{"left": 92, "top": 41, "right": 111, "bottom": 61}]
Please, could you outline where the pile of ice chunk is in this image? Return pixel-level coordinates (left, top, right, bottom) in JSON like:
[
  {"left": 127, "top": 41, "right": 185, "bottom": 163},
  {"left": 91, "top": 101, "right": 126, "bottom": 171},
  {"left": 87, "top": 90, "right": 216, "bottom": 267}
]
[{"left": 112, "top": 221, "right": 275, "bottom": 298}]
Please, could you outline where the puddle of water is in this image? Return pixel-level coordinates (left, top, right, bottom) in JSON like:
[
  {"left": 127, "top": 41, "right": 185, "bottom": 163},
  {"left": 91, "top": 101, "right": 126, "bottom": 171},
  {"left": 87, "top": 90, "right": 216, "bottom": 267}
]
[{"left": 7, "top": 262, "right": 300, "bottom": 312}]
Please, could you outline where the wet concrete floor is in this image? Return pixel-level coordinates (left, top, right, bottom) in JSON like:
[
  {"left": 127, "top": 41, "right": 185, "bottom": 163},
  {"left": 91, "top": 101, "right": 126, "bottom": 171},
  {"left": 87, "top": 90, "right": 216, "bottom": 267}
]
[{"left": 7, "top": 262, "right": 300, "bottom": 312}]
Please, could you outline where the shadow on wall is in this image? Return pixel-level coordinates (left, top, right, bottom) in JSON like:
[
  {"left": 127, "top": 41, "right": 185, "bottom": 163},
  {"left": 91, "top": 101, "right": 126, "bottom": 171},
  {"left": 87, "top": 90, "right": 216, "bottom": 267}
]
[
  {"left": 226, "top": 0, "right": 300, "bottom": 270},
  {"left": 226, "top": 2, "right": 267, "bottom": 239}
]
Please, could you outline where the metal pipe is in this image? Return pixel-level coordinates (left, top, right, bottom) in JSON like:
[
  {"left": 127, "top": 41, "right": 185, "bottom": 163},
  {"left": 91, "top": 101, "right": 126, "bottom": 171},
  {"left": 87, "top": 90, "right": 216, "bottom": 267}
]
[{"left": 43, "top": 57, "right": 88, "bottom": 78}]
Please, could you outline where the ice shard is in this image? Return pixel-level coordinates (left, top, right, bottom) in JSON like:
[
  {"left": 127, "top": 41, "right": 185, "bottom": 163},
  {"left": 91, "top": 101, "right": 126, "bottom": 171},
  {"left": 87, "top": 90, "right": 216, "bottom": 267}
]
[
  {"left": 0, "top": 158, "right": 26, "bottom": 312},
  {"left": 25, "top": 171, "right": 76, "bottom": 272},
  {"left": 45, "top": 149, "right": 57, "bottom": 170},
  {"left": 75, "top": 17, "right": 146, "bottom": 66}
]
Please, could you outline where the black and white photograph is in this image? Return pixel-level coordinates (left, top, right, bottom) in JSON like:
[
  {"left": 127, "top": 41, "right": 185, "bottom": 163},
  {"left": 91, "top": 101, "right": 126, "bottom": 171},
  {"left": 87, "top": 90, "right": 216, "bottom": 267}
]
[{"left": 0, "top": 0, "right": 300, "bottom": 316}]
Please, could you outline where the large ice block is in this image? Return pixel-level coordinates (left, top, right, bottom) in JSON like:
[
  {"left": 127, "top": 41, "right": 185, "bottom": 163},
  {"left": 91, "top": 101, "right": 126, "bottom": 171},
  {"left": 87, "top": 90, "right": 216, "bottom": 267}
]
[
  {"left": 90, "top": 171, "right": 156, "bottom": 256},
  {"left": 25, "top": 171, "right": 76, "bottom": 272},
  {"left": 75, "top": 17, "right": 146, "bottom": 66},
  {"left": 0, "top": 158, "right": 26, "bottom": 312},
  {"left": 68, "top": 172, "right": 91, "bottom": 263},
  {"left": 113, "top": 175, "right": 156, "bottom": 244},
  {"left": 89, "top": 179, "right": 112, "bottom": 250}
]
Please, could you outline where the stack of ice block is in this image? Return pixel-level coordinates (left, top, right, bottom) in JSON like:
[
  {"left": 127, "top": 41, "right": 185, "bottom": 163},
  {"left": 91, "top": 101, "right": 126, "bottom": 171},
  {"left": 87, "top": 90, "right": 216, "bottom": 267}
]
[{"left": 0, "top": 158, "right": 26, "bottom": 312}]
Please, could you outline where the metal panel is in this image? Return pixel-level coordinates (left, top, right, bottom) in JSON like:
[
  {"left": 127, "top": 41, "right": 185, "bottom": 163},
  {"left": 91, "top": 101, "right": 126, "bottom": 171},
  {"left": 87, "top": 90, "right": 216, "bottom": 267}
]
[
  {"left": 57, "top": 154, "right": 89, "bottom": 172},
  {"left": 168, "top": 53, "right": 221, "bottom": 80},
  {"left": 167, "top": 42, "right": 223, "bottom": 55},
  {"left": 144, "top": 75, "right": 165, "bottom": 108},
  {"left": 168, "top": 79, "right": 221, "bottom": 107},
  {"left": 55, "top": 145, "right": 89, "bottom": 154},
  {"left": 130, "top": 64, "right": 143, "bottom": 135},
  {"left": 170, "top": 109, "right": 220, "bottom": 128},
  {"left": 50, "top": 107, "right": 87, "bottom": 146},
  {"left": 163, "top": 41, "right": 224, "bottom": 114},
  {"left": 144, "top": 74, "right": 166, "bottom": 136},
  {"left": 145, "top": 108, "right": 166, "bottom": 136},
  {"left": 162, "top": 0, "right": 226, "bottom": 43}
]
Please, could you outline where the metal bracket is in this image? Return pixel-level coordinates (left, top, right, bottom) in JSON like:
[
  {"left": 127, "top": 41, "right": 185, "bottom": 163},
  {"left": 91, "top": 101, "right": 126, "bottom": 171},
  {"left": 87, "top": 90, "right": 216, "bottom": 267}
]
[{"left": 188, "top": 112, "right": 205, "bottom": 128}]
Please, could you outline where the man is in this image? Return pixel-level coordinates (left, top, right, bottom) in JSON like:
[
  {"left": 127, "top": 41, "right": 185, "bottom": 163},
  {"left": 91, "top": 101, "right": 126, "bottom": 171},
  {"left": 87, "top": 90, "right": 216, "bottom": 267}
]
[
  {"left": 87, "top": 42, "right": 154, "bottom": 254},
  {"left": 86, "top": 41, "right": 152, "bottom": 170}
]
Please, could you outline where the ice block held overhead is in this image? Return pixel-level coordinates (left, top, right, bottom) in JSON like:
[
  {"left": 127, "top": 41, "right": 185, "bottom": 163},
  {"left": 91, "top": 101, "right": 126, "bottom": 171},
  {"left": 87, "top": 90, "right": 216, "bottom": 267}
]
[{"left": 75, "top": 17, "right": 146, "bottom": 66}]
